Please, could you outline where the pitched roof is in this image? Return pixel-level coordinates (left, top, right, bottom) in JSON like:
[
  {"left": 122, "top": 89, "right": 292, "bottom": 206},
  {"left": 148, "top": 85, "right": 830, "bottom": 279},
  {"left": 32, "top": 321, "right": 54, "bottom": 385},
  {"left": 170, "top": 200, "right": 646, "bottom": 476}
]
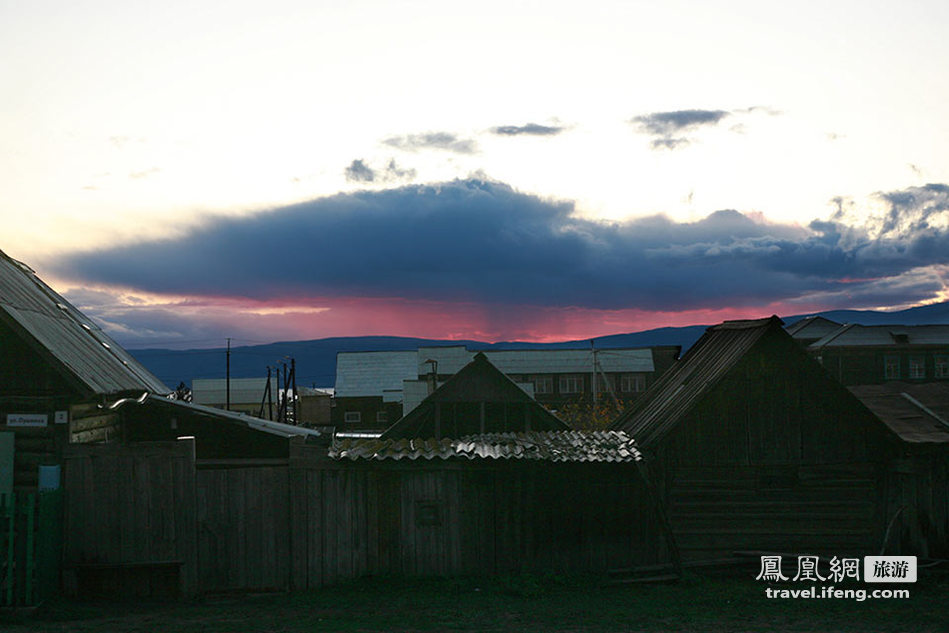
[
  {"left": 785, "top": 315, "right": 843, "bottom": 340},
  {"left": 382, "top": 352, "right": 569, "bottom": 439},
  {"left": 330, "top": 430, "right": 641, "bottom": 462},
  {"left": 416, "top": 346, "right": 655, "bottom": 375},
  {"left": 334, "top": 350, "right": 418, "bottom": 397},
  {"left": 611, "top": 316, "right": 784, "bottom": 447},
  {"left": 0, "top": 249, "right": 169, "bottom": 396},
  {"left": 809, "top": 323, "right": 949, "bottom": 349},
  {"left": 848, "top": 382, "right": 949, "bottom": 444},
  {"left": 110, "top": 393, "right": 323, "bottom": 439}
]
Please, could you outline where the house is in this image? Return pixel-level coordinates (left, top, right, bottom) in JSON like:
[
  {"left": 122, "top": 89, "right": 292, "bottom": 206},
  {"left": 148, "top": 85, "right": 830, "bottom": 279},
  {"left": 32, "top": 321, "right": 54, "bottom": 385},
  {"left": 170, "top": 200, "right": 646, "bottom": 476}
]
[
  {"left": 847, "top": 382, "right": 949, "bottom": 557},
  {"left": 612, "top": 316, "right": 894, "bottom": 561},
  {"left": 805, "top": 323, "right": 949, "bottom": 385},
  {"left": 0, "top": 248, "right": 169, "bottom": 490},
  {"left": 0, "top": 247, "right": 321, "bottom": 485},
  {"left": 192, "top": 377, "right": 280, "bottom": 419},
  {"left": 381, "top": 352, "right": 569, "bottom": 439},
  {"left": 333, "top": 344, "right": 680, "bottom": 431}
]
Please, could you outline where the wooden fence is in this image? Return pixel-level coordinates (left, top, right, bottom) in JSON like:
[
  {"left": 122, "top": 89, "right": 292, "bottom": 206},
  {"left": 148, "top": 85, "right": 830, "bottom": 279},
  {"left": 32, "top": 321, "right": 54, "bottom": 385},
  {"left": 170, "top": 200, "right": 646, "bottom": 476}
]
[{"left": 62, "top": 439, "right": 671, "bottom": 596}]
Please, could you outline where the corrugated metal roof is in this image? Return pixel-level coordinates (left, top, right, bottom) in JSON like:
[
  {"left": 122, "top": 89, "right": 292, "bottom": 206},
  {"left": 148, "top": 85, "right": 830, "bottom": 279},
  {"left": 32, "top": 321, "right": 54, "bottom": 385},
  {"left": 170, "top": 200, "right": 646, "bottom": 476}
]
[
  {"left": 418, "top": 346, "right": 472, "bottom": 374},
  {"left": 111, "top": 393, "right": 323, "bottom": 439},
  {"left": 612, "top": 316, "right": 782, "bottom": 448},
  {"left": 330, "top": 430, "right": 641, "bottom": 462},
  {"left": 848, "top": 383, "right": 949, "bottom": 444},
  {"left": 809, "top": 324, "right": 949, "bottom": 349},
  {"left": 487, "top": 348, "right": 653, "bottom": 374},
  {"left": 0, "top": 249, "right": 170, "bottom": 396},
  {"left": 192, "top": 377, "right": 277, "bottom": 406},
  {"left": 334, "top": 351, "right": 418, "bottom": 397}
]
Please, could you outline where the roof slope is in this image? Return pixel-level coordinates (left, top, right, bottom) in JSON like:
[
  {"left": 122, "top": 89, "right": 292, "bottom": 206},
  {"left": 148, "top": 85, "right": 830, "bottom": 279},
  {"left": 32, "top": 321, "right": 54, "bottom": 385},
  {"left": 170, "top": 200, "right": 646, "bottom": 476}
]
[
  {"left": 331, "top": 430, "right": 641, "bottom": 462},
  {"left": 382, "top": 352, "right": 568, "bottom": 439},
  {"left": 611, "top": 316, "right": 783, "bottom": 447},
  {"left": 809, "top": 323, "right": 949, "bottom": 349},
  {"left": 848, "top": 382, "right": 949, "bottom": 444},
  {"left": 0, "top": 249, "right": 169, "bottom": 396},
  {"left": 334, "top": 350, "right": 417, "bottom": 397},
  {"left": 785, "top": 315, "right": 843, "bottom": 341}
]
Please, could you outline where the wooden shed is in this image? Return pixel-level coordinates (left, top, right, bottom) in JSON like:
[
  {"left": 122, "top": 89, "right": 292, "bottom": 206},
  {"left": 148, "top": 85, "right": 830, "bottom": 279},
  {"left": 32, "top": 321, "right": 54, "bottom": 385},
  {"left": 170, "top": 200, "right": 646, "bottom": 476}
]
[
  {"left": 612, "top": 316, "right": 894, "bottom": 561},
  {"left": 848, "top": 382, "right": 949, "bottom": 557},
  {"left": 382, "top": 352, "right": 569, "bottom": 439}
]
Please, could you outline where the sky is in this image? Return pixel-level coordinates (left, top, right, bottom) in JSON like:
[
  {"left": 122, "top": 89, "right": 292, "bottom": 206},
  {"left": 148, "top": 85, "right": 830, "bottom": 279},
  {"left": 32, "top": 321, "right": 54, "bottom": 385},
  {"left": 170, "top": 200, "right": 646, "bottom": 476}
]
[{"left": 2, "top": 0, "right": 949, "bottom": 349}]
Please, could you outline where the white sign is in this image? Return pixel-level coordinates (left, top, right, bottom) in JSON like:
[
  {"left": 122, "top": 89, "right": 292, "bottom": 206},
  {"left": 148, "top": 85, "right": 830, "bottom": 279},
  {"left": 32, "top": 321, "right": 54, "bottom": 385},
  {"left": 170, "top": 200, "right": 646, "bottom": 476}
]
[
  {"left": 6, "top": 413, "right": 48, "bottom": 427},
  {"left": 55, "top": 410, "right": 69, "bottom": 425},
  {"left": 864, "top": 556, "right": 917, "bottom": 583}
]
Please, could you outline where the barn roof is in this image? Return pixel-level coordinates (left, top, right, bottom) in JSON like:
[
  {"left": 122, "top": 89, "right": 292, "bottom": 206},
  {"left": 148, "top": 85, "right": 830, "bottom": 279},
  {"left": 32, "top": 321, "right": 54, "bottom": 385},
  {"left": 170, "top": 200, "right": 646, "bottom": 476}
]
[
  {"left": 611, "top": 316, "right": 783, "bottom": 447},
  {"left": 381, "top": 352, "right": 569, "bottom": 439},
  {"left": 330, "top": 430, "right": 641, "bottom": 462},
  {"left": 0, "top": 249, "right": 169, "bottom": 396},
  {"left": 848, "top": 383, "right": 949, "bottom": 444}
]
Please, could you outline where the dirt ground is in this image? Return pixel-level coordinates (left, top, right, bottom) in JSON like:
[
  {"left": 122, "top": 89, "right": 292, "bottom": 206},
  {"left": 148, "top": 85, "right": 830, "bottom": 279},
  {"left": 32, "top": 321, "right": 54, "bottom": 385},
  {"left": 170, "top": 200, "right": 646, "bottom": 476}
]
[{"left": 3, "top": 570, "right": 947, "bottom": 632}]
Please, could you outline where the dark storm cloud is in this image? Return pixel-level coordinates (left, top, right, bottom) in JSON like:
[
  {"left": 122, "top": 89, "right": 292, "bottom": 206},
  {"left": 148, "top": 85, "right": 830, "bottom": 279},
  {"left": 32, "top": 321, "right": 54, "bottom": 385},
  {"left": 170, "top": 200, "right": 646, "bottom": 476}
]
[
  {"left": 383, "top": 132, "right": 478, "bottom": 154},
  {"left": 51, "top": 180, "right": 949, "bottom": 312},
  {"left": 491, "top": 123, "right": 564, "bottom": 136}
]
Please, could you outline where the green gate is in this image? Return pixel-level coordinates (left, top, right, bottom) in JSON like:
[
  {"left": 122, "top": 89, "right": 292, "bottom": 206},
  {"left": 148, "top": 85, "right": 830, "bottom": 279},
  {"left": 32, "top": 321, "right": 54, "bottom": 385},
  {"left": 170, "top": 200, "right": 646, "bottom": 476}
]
[{"left": 0, "top": 490, "right": 62, "bottom": 607}]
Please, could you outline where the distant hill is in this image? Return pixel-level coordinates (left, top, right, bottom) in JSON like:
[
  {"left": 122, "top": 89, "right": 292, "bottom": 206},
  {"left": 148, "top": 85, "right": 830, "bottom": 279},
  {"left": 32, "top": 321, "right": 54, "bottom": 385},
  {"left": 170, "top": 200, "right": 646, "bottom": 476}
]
[{"left": 128, "top": 301, "right": 949, "bottom": 390}]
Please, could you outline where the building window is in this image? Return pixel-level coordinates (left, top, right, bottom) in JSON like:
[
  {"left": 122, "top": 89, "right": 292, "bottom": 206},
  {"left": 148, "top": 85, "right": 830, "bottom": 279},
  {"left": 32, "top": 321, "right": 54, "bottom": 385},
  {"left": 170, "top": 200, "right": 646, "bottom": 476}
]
[
  {"left": 620, "top": 373, "right": 646, "bottom": 393},
  {"left": 344, "top": 411, "right": 362, "bottom": 424},
  {"left": 376, "top": 411, "right": 388, "bottom": 424},
  {"left": 884, "top": 356, "right": 900, "bottom": 380},
  {"left": 936, "top": 355, "right": 949, "bottom": 379},
  {"left": 595, "top": 374, "right": 615, "bottom": 393},
  {"left": 532, "top": 376, "right": 553, "bottom": 394},
  {"left": 909, "top": 357, "right": 926, "bottom": 379},
  {"left": 558, "top": 374, "right": 584, "bottom": 394}
]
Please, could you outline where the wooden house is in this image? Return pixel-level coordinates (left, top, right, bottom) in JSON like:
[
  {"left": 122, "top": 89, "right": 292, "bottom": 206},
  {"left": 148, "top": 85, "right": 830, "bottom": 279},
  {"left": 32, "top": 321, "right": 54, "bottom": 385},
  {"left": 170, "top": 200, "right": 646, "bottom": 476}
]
[
  {"left": 0, "top": 248, "right": 320, "bottom": 489},
  {"left": 0, "top": 249, "right": 170, "bottom": 490},
  {"left": 806, "top": 323, "right": 949, "bottom": 385},
  {"left": 847, "top": 382, "right": 949, "bottom": 557},
  {"left": 381, "top": 352, "right": 569, "bottom": 439},
  {"left": 612, "top": 316, "right": 895, "bottom": 561}
]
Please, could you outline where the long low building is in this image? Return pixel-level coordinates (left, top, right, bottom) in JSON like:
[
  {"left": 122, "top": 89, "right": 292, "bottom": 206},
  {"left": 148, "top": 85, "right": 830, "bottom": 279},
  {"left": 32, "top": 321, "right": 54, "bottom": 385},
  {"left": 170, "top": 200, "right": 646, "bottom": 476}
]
[{"left": 333, "top": 344, "right": 680, "bottom": 430}]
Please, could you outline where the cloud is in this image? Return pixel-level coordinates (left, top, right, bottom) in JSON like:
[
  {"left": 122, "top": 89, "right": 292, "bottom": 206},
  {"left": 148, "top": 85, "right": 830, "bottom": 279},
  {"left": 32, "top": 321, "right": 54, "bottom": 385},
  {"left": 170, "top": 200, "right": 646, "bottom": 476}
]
[
  {"left": 630, "top": 108, "right": 742, "bottom": 150},
  {"left": 344, "top": 158, "right": 416, "bottom": 184},
  {"left": 344, "top": 159, "right": 375, "bottom": 183},
  {"left": 50, "top": 180, "right": 949, "bottom": 316},
  {"left": 491, "top": 123, "right": 564, "bottom": 136},
  {"left": 383, "top": 132, "right": 478, "bottom": 154}
]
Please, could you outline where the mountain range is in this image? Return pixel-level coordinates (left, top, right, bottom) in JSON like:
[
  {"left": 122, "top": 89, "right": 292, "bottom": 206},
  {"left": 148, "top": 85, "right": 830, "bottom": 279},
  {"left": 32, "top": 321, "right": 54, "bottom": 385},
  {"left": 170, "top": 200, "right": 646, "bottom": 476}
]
[{"left": 128, "top": 301, "right": 949, "bottom": 390}]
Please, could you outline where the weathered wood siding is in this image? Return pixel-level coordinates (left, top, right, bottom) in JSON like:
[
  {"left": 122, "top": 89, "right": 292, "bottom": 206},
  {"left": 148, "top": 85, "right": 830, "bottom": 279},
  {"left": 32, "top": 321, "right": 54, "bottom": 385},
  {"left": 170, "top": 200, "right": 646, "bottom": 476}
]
[
  {"left": 62, "top": 440, "right": 670, "bottom": 595},
  {"left": 883, "top": 453, "right": 949, "bottom": 558},
  {"left": 62, "top": 441, "right": 198, "bottom": 595},
  {"left": 653, "top": 331, "right": 890, "bottom": 561}
]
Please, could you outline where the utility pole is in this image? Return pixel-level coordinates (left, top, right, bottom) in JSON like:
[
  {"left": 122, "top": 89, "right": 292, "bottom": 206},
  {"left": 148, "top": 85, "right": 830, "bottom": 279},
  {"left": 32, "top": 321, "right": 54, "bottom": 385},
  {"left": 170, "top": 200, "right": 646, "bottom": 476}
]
[
  {"left": 591, "top": 340, "right": 598, "bottom": 405},
  {"left": 225, "top": 337, "right": 231, "bottom": 411}
]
